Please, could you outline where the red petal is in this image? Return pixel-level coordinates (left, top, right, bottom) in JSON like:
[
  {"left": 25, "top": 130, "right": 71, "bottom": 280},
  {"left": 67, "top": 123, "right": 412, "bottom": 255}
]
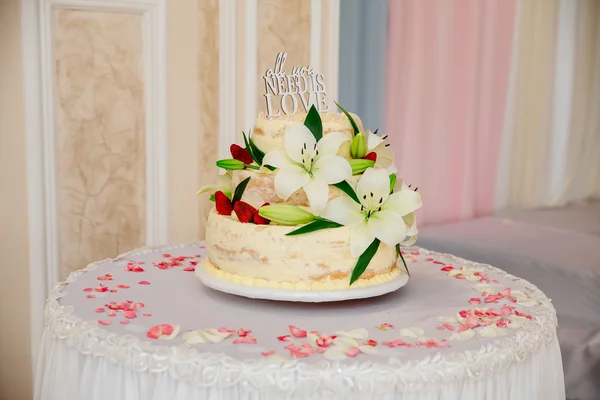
[
  {"left": 289, "top": 325, "right": 307, "bottom": 338},
  {"left": 190, "top": 261, "right": 199, "bottom": 266},
  {"left": 233, "top": 201, "right": 257, "bottom": 223},
  {"left": 440, "top": 266, "right": 454, "bottom": 272},
  {"left": 117, "top": 284, "right": 130, "bottom": 289},
  {"left": 87, "top": 295, "right": 96, "bottom": 299},
  {"left": 253, "top": 203, "right": 271, "bottom": 225},
  {"left": 364, "top": 339, "right": 377, "bottom": 346},
  {"left": 363, "top": 152, "right": 377, "bottom": 162},
  {"left": 83, "top": 288, "right": 93, "bottom": 292},
  {"left": 230, "top": 144, "right": 253, "bottom": 164},
  {"left": 138, "top": 281, "right": 150, "bottom": 285},
  {"left": 215, "top": 191, "right": 233, "bottom": 215},
  {"left": 163, "top": 253, "right": 171, "bottom": 258},
  {"left": 232, "top": 337, "right": 257, "bottom": 344},
  {"left": 183, "top": 267, "right": 195, "bottom": 272},
  {"left": 277, "top": 335, "right": 292, "bottom": 342}
]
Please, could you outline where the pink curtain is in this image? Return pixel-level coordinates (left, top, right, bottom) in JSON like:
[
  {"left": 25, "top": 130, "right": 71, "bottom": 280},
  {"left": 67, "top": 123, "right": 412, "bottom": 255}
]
[{"left": 385, "top": 0, "right": 517, "bottom": 225}]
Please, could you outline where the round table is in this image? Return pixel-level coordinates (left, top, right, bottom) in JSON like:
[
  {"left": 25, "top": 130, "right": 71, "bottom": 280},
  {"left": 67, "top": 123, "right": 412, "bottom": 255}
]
[{"left": 35, "top": 243, "right": 565, "bottom": 400}]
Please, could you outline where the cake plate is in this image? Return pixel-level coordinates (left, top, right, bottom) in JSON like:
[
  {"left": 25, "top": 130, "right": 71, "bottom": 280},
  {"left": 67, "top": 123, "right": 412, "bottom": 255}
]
[{"left": 196, "top": 259, "right": 409, "bottom": 303}]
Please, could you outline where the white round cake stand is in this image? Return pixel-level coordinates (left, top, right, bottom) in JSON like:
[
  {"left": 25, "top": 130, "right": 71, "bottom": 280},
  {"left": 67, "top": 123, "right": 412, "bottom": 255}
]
[{"left": 196, "top": 261, "right": 409, "bottom": 303}]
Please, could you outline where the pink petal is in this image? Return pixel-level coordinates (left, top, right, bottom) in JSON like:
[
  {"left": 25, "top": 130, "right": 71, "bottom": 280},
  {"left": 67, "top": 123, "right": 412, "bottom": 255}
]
[
  {"left": 443, "top": 323, "right": 455, "bottom": 331},
  {"left": 232, "top": 337, "right": 257, "bottom": 344},
  {"left": 277, "top": 335, "right": 292, "bottom": 342},
  {"left": 120, "top": 320, "right": 130, "bottom": 325},
  {"left": 87, "top": 295, "right": 96, "bottom": 299},
  {"left": 382, "top": 340, "right": 412, "bottom": 348},
  {"left": 83, "top": 288, "right": 93, "bottom": 292},
  {"left": 425, "top": 257, "right": 434, "bottom": 261},
  {"left": 410, "top": 251, "right": 420, "bottom": 255},
  {"left": 108, "top": 311, "right": 117, "bottom": 317},
  {"left": 455, "top": 324, "right": 469, "bottom": 333},
  {"left": 433, "top": 260, "right": 445, "bottom": 265},
  {"left": 143, "top": 313, "right": 152, "bottom": 317},
  {"left": 316, "top": 336, "right": 333, "bottom": 347},
  {"left": 289, "top": 325, "right": 307, "bottom": 338},
  {"left": 515, "top": 310, "right": 532, "bottom": 319},
  {"left": 501, "top": 305, "right": 515, "bottom": 315},
  {"left": 117, "top": 284, "right": 130, "bottom": 289},
  {"left": 98, "top": 320, "right": 112, "bottom": 325},
  {"left": 163, "top": 253, "right": 171, "bottom": 258},
  {"left": 183, "top": 267, "right": 195, "bottom": 272},
  {"left": 261, "top": 350, "right": 275, "bottom": 356},
  {"left": 138, "top": 281, "right": 150, "bottom": 285},
  {"left": 97, "top": 274, "right": 113, "bottom": 281},
  {"left": 469, "top": 297, "right": 482, "bottom": 305},
  {"left": 344, "top": 347, "right": 361, "bottom": 357},
  {"left": 146, "top": 324, "right": 175, "bottom": 339},
  {"left": 123, "top": 310, "right": 137, "bottom": 319},
  {"left": 466, "top": 316, "right": 479, "bottom": 329},
  {"left": 110, "top": 290, "right": 117, "bottom": 293},
  {"left": 95, "top": 285, "right": 108, "bottom": 292},
  {"left": 218, "top": 327, "right": 235, "bottom": 333}
]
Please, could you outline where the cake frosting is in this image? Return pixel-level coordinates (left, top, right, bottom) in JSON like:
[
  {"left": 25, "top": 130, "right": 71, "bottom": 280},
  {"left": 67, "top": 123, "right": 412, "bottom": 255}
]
[{"left": 198, "top": 100, "right": 422, "bottom": 292}]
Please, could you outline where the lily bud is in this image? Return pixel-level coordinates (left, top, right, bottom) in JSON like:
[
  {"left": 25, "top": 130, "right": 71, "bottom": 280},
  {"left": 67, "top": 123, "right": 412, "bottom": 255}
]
[
  {"left": 258, "top": 204, "right": 315, "bottom": 226},
  {"left": 350, "top": 133, "right": 367, "bottom": 159},
  {"left": 216, "top": 159, "right": 245, "bottom": 170},
  {"left": 348, "top": 159, "right": 375, "bottom": 175},
  {"left": 389, "top": 173, "right": 397, "bottom": 194}
]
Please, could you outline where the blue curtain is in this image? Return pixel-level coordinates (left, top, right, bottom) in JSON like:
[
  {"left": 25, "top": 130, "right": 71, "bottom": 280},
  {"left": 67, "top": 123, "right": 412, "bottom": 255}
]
[{"left": 338, "top": 0, "right": 389, "bottom": 132}]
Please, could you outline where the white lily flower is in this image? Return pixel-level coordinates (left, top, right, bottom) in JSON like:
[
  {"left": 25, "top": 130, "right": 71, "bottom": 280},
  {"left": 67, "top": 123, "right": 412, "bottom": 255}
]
[
  {"left": 262, "top": 124, "right": 352, "bottom": 213},
  {"left": 196, "top": 173, "right": 232, "bottom": 198},
  {"left": 364, "top": 130, "right": 397, "bottom": 174},
  {"left": 323, "top": 167, "right": 422, "bottom": 257}
]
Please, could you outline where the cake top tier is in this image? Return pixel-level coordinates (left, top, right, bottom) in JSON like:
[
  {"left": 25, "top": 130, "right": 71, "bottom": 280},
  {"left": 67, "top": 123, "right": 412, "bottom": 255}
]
[{"left": 251, "top": 111, "right": 363, "bottom": 155}]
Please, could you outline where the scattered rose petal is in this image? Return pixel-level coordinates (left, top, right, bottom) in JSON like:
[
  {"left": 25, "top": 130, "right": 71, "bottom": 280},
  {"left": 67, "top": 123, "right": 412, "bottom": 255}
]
[
  {"left": 261, "top": 350, "right": 276, "bottom": 356},
  {"left": 95, "top": 285, "right": 108, "bottom": 292},
  {"left": 138, "top": 281, "right": 150, "bottom": 285},
  {"left": 97, "top": 274, "right": 113, "bottom": 281},
  {"left": 125, "top": 264, "right": 144, "bottom": 272},
  {"left": 108, "top": 311, "right": 117, "bottom": 317},
  {"left": 218, "top": 327, "right": 235, "bottom": 333},
  {"left": 183, "top": 267, "right": 195, "bottom": 272},
  {"left": 98, "top": 320, "right": 112, "bottom": 326},
  {"left": 94, "top": 307, "right": 105, "bottom": 313},
  {"left": 277, "top": 335, "right": 292, "bottom": 342},
  {"left": 233, "top": 337, "right": 257, "bottom": 344},
  {"left": 146, "top": 324, "right": 180, "bottom": 340},
  {"left": 163, "top": 253, "right": 171, "bottom": 258},
  {"left": 87, "top": 295, "right": 96, "bottom": 299},
  {"left": 468, "top": 297, "right": 481, "bottom": 305},
  {"left": 123, "top": 310, "right": 137, "bottom": 319},
  {"left": 382, "top": 340, "right": 413, "bottom": 348},
  {"left": 120, "top": 320, "right": 130, "bottom": 325},
  {"left": 237, "top": 328, "right": 251, "bottom": 337},
  {"left": 344, "top": 347, "right": 361, "bottom": 357},
  {"left": 83, "top": 288, "right": 93, "bottom": 292},
  {"left": 289, "top": 325, "right": 307, "bottom": 338},
  {"left": 143, "top": 313, "right": 152, "bottom": 317},
  {"left": 117, "top": 284, "right": 130, "bottom": 289},
  {"left": 364, "top": 339, "right": 377, "bottom": 346},
  {"left": 515, "top": 310, "right": 532, "bottom": 319}
]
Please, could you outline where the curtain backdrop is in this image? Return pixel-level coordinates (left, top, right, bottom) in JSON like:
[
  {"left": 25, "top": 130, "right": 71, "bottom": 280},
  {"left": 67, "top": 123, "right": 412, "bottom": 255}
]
[{"left": 385, "top": 0, "right": 600, "bottom": 226}]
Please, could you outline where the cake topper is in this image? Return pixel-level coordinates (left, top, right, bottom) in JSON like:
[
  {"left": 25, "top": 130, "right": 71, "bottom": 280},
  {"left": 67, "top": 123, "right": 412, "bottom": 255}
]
[{"left": 263, "top": 52, "right": 328, "bottom": 117}]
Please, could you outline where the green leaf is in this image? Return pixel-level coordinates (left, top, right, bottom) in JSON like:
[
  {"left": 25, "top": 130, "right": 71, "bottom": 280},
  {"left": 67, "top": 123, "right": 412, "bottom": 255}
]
[
  {"left": 350, "top": 239, "right": 380, "bottom": 285},
  {"left": 334, "top": 101, "right": 360, "bottom": 136},
  {"left": 209, "top": 194, "right": 215, "bottom": 202},
  {"left": 231, "top": 176, "right": 251, "bottom": 204},
  {"left": 304, "top": 104, "right": 323, "bottom": 142},
  {"left": 396, "top": 244, "right": 410, "bottom": 277},
  {"left": 333, "top": 181, "right": 360, "bottom": 204},
  {"left": 389, "top": 173, "right": 397, "bottom": 194},
  {"left": 286, "top": 219, "right": 342, "bottom": 236},
  {"left": 247, "top": 132, "right": 276, "bottom": 171}
]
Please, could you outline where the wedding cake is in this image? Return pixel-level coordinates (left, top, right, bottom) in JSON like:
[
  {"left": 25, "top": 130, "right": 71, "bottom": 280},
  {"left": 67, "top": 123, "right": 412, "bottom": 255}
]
[{"left": 197, "top": 53, "right": 422, "bottom": 292}]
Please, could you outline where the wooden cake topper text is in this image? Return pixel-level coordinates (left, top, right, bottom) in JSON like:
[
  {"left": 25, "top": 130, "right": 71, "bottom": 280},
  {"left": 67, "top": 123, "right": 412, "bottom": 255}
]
[{"left": 263, "top": 52, "right": 328, "bottom": 117}]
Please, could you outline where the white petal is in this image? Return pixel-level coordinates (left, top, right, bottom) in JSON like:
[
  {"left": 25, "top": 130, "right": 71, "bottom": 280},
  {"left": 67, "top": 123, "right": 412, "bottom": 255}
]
[
  {"left": 357, "top": 167, "right": 390, "bottom": 207},
  {"left": 333, "top": 336, "right": 358, "bottom": 347},
  {"left": 479, "top": 326, "right": 505, "bottom": 338},
  {"left": 373, "top": 142, "right": 394, "bottom": 159},
  {"left": 317, "top": 131, "right": 351, "bottom": 157},
  {"left": 307, "top": 332, "right": 318, "bottom": 347},
  {"left": 263, "top": 150, "right": 298, "bottom": 169},
  {"left": 303, "top": 178, "right": 330, "bottom": 214},
  {"left": 349, "top": 222, "right": 375, "bottom": 258},
  {"left": 383, "top": 190, "right": 423, "bottom": 216},
  {"left": 437, "top": 316, "right": 458, "bottom": 323},
  {"left": 312, "top": 155, "right": 352, "bottom": 184},
  {"left": 366, "top": 130, "right": 384, "bottom": 151},
  {"left": 335, "top": 329, "right": 368, "bottom": 340},
  {"left": 323, "top": 196, "right": 364, "bottom": 226},
  {"left": 285, "top": 123, "right": 316, "bottom": 163},
  {"left": 473, "top": 283, "right": 494, "bottom": 294},
  {"left": 399, "top": 327, "right": 425, "bottom": 338},
  {"left": 323, "top": 347, "right": 348, "bottom": 360},
  {"left": 450, "top": 329, "right": 475, "bottom": 341},
  {"left": 367, "top": 210, "right": 407, "bottom": 249},
  {"left": 273, "top": 167, "right": 310, "bottom": 200}
]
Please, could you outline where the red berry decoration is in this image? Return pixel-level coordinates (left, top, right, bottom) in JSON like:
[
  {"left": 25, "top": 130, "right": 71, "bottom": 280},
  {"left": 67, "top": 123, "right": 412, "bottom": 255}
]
[
  {"left": 363, "top": 152, "right": 377, "bottom": 162},
  {"left": 253, "top": 202, "right": 271, "bottom": 225},
  {"left": 233, "top": 201, "right": 257, "bottom": 223},
  {"left": 215, "top": 191, "right": 233, "bottom": 215},
  {"left": 230, "top": 144, "right": 253, "bottom": 164}
]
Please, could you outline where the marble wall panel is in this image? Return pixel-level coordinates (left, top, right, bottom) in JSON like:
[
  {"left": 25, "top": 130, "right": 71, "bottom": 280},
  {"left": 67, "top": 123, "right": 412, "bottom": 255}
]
[{"left": 54, "top": 9, "right": 146, "bottom": 278}]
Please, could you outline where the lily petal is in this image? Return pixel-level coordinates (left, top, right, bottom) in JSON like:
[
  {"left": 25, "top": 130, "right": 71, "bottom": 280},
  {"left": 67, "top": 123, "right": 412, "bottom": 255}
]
[
  {"left": 317, "top": 131, "right": 351, "bottom": 157},
  {"left": 367, "top": 210, "right": 407, "bottom": 249},
  {"left": 312, "top": 155, "right": 352, "bottom": 184},
  {"left": 323, "top": 196, "right": 364, "bottom": 226},
  {"left": 349, "top": 222, "right": 375, "bottom": 258},
  {"left": 366, "top": 130, "right": 384, "bottom": 151},
  {"left": 273, "top": 167, "right": 310, "bottom": 200},
  {"left": 263, "top": 150, "right": 298, "bottom": 170},
  {"left": 285, "top": 123, "right": 316, "bottom": 164},
  {"left": 383, "top": 190, "right": 423, "bottom": 216},
  {"left": 302, "top": 178, "right": 330, "bottom": 214},
  {"left": 356, "top": 168, "right": 391, "bottom": 208}
]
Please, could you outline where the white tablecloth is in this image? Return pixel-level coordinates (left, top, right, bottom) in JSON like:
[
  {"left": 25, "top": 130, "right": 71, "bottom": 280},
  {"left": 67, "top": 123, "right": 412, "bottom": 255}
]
[{"left": 35, "top": 243, "right": 565, "bottom": 400}]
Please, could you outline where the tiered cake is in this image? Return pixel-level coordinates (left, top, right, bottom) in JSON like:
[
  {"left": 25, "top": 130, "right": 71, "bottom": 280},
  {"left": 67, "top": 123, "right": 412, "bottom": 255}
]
[{"left": 197, "top": 54, "right": 422, "bottom": 293}]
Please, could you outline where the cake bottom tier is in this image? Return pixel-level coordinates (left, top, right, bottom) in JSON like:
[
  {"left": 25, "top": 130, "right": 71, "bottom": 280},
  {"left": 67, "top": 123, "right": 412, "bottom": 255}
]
[{"left": 204, "top": 209, "right": 400, "bottom": 289}]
